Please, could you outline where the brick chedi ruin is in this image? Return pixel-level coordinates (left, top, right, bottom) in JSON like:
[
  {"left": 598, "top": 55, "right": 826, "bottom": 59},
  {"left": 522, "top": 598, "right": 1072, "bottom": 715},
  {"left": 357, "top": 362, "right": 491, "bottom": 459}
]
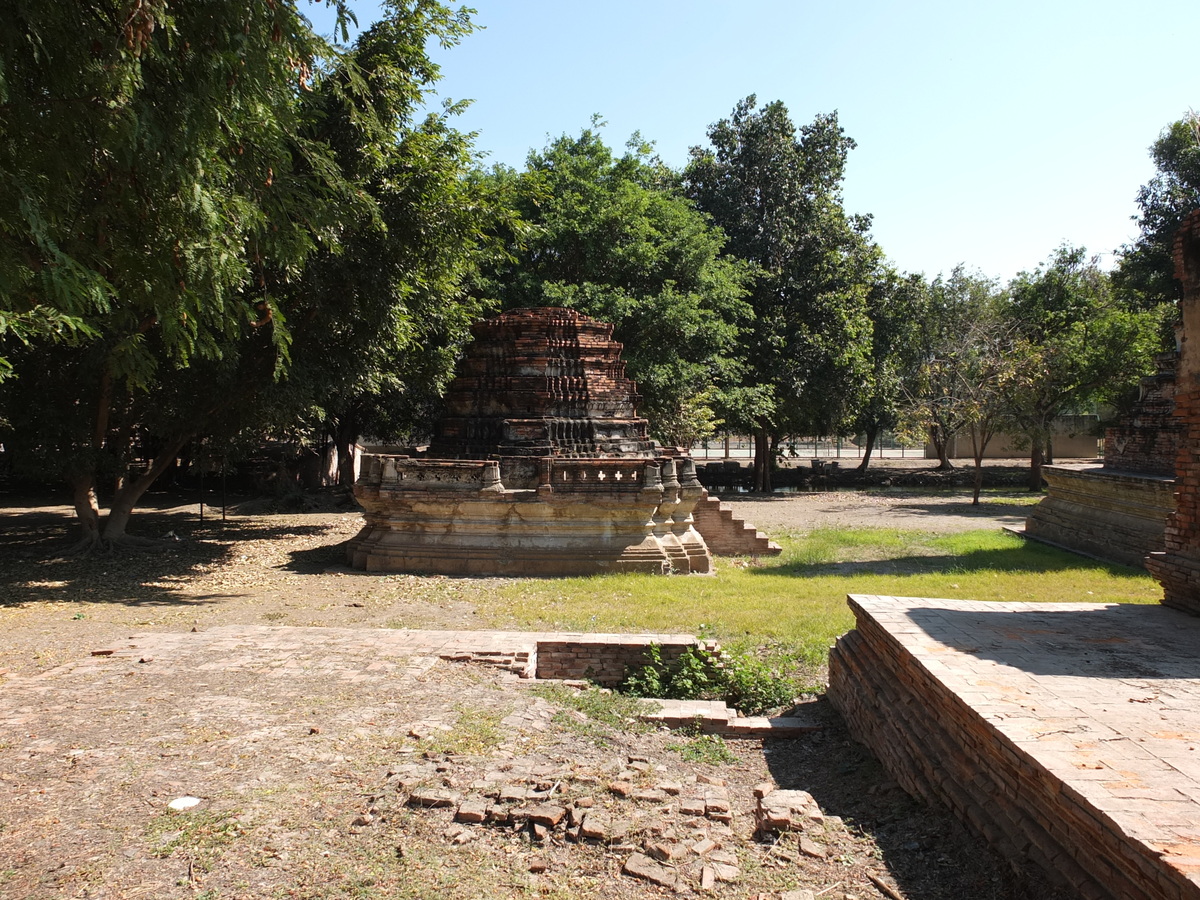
[
  {"left": 346, "top": 307, "right": 713, "bottom": 576},
  {"left": 1148, "top": 209, "right": 1200, "bottom": 611}
]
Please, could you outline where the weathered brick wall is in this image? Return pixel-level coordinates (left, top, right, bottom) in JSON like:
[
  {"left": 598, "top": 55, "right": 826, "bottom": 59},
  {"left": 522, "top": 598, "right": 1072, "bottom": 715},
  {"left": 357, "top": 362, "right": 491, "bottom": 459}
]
[
  {"left": 829, "top": 603, "right": 1193, "bottom": 900},
  {"left": 534, "top": 636, "right": 701, "bottom": 686},
  {"left": 1148, "top": 211, "right": 1200, "bottom": 613},
  {"left": 428, "top": 307, "right": 658, "bottom": 459},
  {"left": 1023, "top": 465, "right": 1174, "bottom": 567},
  {"left": 1104, "top": 352, "right": 1180, "bottom": 478}
]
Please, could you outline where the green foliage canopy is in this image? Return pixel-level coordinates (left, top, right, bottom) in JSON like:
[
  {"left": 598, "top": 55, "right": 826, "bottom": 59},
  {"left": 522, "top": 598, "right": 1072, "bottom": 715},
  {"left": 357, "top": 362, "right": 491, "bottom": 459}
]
[
  {"left": 474, "top": 125, "right": 752, "bottom": 447},
  {"left": 1115, "top": 114, "right": 1200, "bottom": 310},
  {"left": 1003, "top": 245, "right": 1162, "bottom": 486},
  {"left": 684, "top": 96, "right": 876, "bottom": 489},
  {"left": 0, "top": 0, "right": 483, "bottom": 541}
]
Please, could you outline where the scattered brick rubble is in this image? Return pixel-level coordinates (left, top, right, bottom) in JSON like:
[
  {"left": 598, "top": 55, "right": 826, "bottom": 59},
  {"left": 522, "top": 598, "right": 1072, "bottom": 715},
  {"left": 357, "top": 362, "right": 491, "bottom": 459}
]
[{"left": 383, "top": 751, "right": 856, "bottom": 895}]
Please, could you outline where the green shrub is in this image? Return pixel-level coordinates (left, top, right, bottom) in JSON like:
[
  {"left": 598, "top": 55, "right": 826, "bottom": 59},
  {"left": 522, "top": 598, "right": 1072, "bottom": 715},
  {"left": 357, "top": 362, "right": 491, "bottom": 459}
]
[
  {"left": 621, "top": 644, "right": 796, "bottom": 716},
  {"left": 721, "top": 652, "right": 796, "bottom": 714}
]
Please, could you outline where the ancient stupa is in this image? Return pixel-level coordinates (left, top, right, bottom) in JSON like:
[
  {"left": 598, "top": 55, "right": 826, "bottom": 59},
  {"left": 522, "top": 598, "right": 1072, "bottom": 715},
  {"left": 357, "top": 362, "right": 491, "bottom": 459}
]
[{"left": 346, "top": 307, "right": 713, "bottom": 576}]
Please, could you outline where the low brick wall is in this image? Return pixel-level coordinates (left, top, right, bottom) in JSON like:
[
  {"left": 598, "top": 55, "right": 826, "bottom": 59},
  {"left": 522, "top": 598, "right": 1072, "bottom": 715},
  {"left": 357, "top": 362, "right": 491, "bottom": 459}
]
[
  {"left": 535, "top": 636, "right": 699, "bottom": 686},
  {"left": 1023, "top": 464, "right": 1174, "bottom": 567},
  {"left": 828, "top": 597, "right": 1200, "bottom": 900}
]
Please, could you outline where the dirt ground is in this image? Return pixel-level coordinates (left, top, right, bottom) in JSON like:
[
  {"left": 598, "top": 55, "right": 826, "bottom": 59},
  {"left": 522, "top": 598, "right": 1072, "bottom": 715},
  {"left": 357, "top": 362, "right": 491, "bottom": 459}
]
[{"left": 0, "top": 479, "right": 1071, "bottom": 900}]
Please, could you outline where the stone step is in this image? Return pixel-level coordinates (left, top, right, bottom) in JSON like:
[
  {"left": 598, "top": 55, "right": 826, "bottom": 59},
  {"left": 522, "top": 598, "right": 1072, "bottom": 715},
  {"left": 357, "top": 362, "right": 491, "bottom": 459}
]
[
  {"left": 637, "top": 699, "right": 822, "bottom": 737},
  {"left": 691, "top": 492, "right": 782, "bottom": 558}
]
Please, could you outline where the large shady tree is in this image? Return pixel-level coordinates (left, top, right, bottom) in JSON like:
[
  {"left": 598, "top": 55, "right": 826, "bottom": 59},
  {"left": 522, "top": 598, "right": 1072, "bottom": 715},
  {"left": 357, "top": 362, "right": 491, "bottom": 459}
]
[
  {"left": 0, "top": 0, "right": 478, "bottom": 546},
  {"left": 684, "top": 96, "right": 875, "bottom": 491},
  {"left": 1003, "top": 246, "right": 1162, "bottom": 489},
  {"left": 1115, "top": 113, "right": 1200, "bottom": 310}
]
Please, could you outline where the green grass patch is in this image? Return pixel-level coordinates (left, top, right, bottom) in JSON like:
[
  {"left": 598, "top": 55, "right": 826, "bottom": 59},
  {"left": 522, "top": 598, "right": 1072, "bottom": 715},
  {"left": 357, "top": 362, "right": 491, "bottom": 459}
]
[
  {"left": 146, "top": 808, "right": 246, "bottom": 870},
  {"left": 419, "top": 705, "right": 509, "bottom": 756},
  {"left": 478, "top": 527, "right": 1158, "bottom": 665},
  {"left": 667, "top": 731, "right": 738, "bottom": 765},
  {"left": 529, "top": 683, "right": 653, "bottom": 744}
]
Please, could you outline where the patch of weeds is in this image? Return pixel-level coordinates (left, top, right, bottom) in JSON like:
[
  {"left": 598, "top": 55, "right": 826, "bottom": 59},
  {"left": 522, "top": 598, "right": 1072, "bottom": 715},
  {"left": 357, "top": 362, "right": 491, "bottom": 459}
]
[
  {"left": 667, "top": 730, "right": 737, "bottom": 765},
  {"left": 419, "top": 705, "right": 507, "bottom": 757},
  {"left": 622, "top": 644, "right": 797, "bottom": 715},
  {"left": 530, "top": 683, "right": 653, "bottom": 733},
  {"left": 145, "top": 808, "right": 246, "bottom": 870}
]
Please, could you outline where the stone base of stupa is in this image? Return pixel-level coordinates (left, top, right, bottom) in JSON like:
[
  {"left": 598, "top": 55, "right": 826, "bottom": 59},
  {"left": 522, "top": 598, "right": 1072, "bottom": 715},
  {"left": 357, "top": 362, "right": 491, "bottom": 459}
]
[{"left": 346, "top": 456, "right": 712, "bottom": 576}]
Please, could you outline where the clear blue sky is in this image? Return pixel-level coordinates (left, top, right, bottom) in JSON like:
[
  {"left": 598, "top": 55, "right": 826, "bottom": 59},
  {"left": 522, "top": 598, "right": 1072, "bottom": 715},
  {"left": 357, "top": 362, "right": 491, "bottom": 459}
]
[{"left": 308, "top": 0, "right": 1198, "bottom": 283}]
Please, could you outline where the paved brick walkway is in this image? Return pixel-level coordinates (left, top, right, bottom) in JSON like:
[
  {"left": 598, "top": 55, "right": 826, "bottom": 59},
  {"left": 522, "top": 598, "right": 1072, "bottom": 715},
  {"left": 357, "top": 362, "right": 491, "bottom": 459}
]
[{"left": 833, "top": 596, "right": 1200, "bottom": 900}]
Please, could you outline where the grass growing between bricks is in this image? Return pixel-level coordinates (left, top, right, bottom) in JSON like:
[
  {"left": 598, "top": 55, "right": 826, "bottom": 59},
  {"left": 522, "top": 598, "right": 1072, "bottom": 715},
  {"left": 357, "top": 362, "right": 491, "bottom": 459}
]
[{"left": 488, "top": 527, "right": 1159, "bottom": 666}]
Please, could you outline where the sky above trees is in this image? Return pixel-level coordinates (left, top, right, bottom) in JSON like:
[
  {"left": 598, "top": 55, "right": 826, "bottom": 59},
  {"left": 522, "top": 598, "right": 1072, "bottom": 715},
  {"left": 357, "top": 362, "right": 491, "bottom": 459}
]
[{"left": 307, "top": 0, "right": 1200, "bottom": 283}]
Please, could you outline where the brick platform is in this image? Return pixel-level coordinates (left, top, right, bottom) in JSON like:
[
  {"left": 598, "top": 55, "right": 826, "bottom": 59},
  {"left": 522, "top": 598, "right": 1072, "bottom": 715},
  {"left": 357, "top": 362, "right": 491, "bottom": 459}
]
[{"left": 829, "top": 595, "right": 1200, "bottom": 900}]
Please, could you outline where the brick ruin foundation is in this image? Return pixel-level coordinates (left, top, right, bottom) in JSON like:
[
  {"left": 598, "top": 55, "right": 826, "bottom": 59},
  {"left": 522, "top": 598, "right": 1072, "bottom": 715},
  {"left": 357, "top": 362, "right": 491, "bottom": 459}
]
[
  {"left": 829, "top": 212, "right": 1200, "bottom": 900},
  {"left": 1022, "top": 311, "right": 1179, "bottom": 569},
  {"left": 1148, "top": 210, "right": 1200, "bottom": 612},
  {"left": 345, "top": 307, "right": 715, "bottom": 576}
]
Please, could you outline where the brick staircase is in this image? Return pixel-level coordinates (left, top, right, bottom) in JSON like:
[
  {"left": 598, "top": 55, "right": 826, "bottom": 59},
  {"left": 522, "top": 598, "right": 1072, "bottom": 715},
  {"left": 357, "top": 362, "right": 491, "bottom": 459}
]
[{"left": 692, "top": 491, "right": 781, "bottom": 557}]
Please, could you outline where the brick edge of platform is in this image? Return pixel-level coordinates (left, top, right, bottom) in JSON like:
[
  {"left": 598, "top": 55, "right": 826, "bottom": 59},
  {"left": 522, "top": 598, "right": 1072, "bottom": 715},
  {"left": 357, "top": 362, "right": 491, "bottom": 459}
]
[
  {"left": 692, "top": 492, "right": 782, "bottom": 557},
  {"left": 827, "top": 595, "right": 1198, "bottom": 900}
]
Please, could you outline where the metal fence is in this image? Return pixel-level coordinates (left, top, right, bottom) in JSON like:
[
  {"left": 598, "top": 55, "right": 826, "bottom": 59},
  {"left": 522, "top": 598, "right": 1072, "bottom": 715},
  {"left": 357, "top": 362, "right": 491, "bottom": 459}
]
[{"left": 689, "top": 435, "right": 919, "bottom": 460}]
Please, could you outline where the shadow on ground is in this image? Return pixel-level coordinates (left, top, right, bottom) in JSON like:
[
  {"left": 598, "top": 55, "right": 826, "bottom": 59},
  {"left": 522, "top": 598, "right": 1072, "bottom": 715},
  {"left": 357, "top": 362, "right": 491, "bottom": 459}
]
[
  {"left": 0, "top": 496, "right": 343, "bottom": 609},
  {"left": 763, "top": 700, "right": 1077, "bottom": 900},
  {"left": 904, "top": 603, "right": 1200, "bottom": 680},
  {"left": 752, "top": 541, "right": 1141, "bottom": 579}
]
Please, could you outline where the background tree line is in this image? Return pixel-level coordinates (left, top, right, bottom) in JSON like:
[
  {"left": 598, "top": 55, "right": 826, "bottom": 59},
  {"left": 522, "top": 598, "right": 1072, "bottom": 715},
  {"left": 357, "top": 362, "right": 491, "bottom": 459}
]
[{"left": 0, "top": 1, "right": 1194, "bottom": 541}]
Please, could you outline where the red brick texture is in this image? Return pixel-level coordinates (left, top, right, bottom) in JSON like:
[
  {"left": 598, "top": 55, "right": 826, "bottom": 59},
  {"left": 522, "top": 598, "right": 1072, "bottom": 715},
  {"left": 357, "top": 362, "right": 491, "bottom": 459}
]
[
  {"left": 829, "top": 597, "right": 1200, "bottom": 900},
  {"left": 1147, "top": 210, "right": 1200, "bottom": 613}
]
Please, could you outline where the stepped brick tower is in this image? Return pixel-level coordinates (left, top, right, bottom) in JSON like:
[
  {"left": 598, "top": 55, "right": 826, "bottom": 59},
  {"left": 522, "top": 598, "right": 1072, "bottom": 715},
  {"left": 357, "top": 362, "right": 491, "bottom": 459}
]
[{"left": 345, "top": 308, "right": 713, "bottom": 576}]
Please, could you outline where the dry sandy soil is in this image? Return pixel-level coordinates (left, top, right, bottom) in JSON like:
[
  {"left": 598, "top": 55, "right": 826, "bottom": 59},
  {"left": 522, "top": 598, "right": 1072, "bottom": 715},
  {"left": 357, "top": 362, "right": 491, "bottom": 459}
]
[{"left": 0, "top": 483, "right": 1069, "bottom": 900}]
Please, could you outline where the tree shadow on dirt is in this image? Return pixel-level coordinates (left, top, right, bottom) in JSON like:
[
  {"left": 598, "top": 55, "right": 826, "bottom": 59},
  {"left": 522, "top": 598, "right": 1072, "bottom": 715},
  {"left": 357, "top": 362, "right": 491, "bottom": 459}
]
[
  {"left": 762, "top": 705, "right": 1078, "bottom": 900},
  {"left": 750, "top": 541, "right": 1141, "bottom": 579},
  {"left": 863, "top": 496, "right": 1034, "bottom": 520},
  {"left": 0, "top": 501, "right": 343, "bottom": 609},
  {"left": 284, "top": 540, "right": 355, "bottom": 575}
]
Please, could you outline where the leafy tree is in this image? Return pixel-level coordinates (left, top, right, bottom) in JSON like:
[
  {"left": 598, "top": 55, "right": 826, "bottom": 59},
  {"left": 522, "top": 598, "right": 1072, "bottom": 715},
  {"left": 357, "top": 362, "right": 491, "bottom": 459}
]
[
  {"left": 474, "top": 126, "right": 753, "bottom": 447},
  {"left": 1115, "top": 113, "right": 1200, "bottom": 310},
  {"left": 1003, "top": 246, "right": 1161, "bottom": 489},
  {"left": 257, "top": 14, "right": 498, "bottom": 487},
  {"left": 949, "top": 315, "right": 1019, "bottom": 505},
  {"left": 684, "top": 96, "right": 875, "bottom": 491},
  {"left": 851, "top": 267, "right": 926, "bottom": 473},
  {"left": 902, "top": 267, "right": 1004, "bottom": 471},
  {"left": 0, "top": 0, "right": 478, "bottom": 545}
]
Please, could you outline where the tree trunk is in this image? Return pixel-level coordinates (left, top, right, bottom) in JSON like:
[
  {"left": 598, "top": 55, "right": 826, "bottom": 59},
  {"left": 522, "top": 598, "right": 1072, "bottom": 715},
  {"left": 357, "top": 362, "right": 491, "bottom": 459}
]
[
  {"left": 100, "top": 433, "right": 192, "bottom": 542},
  {"left": 69, "top": 474, "right": 103, "bottom": 546},
  {"left": 970, "top": 423, "right": 992, "bottom": 506},
  {"left": 930, "top": 425, "right": 954, "bottom": 471},
  {"left": 334, "top": 417, "right": 359, "bottom": 488},
  {"left": 1028, "top": 437, "right": 1045, "bottom": 491},
  {"left": 753, "top": 425, "right": 772, "bottom": 493},
  {"left": 856, "top": 425, "right": 878, "bottom": 473}
]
